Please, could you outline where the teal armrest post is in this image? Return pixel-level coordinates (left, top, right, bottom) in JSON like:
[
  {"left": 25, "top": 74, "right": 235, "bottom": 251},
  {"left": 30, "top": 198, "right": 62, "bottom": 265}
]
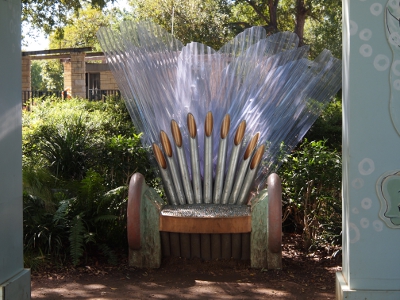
[
  {"left": 128, "top": 173, "right": 164, "bottom": 268},
  {"left": 250, "top": 173, "right": 282, "bottom": 269}
]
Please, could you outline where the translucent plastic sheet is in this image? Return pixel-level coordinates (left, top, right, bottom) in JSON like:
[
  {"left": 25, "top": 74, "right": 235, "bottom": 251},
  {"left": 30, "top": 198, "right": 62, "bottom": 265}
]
[{"left": 97, "top": 21, "right": 342, "bottom": 195}]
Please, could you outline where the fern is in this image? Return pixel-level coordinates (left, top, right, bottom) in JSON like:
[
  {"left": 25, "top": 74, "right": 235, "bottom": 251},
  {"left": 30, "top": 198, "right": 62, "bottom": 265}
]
[
  {"left": 53, "top": 198, "right": 72, "bottom": 224},
  {"left": 97, "top": 186, "right": 128, "bottom": 214},
  {"left": 97, "top": 244, "right": 117, "bottom": 265},
  {"left": 85, "top": 232, "right": 97, "bottom": 244},
  {"left": 94, "top": 215, "right": 119, "bottom": 223},
  {"left": 69, "top": 215, "right": 85, "bottom": 266}
]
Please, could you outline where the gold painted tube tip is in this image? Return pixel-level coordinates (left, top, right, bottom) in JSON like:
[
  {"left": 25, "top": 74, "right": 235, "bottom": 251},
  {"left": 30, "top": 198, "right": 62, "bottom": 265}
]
[
  {"left": 160, "top": 131, "right": 173, "bottom": 157},
  {"left": 187, "top": 113, "right": 197, "bottom": 138},
  {"left": 152, "top": 143, "right": 167, "bottom": 169},
  {"left": 244, "top": 132, "right": 260, "bottom": 160},
  {"left": 220, "top": 114, "right": 230, "bottom": 139},
  {"left": 205, "top": 111, "right": 213, "bottom": 137},
  {"left": 250, "top": 144, "right": 265, "bottom": 170},
  {"left": 234, "top": 120, "right": 246, "bottom": 145},
  {"left": 171, "top": 120, "right": 183, "bottom": 147}
]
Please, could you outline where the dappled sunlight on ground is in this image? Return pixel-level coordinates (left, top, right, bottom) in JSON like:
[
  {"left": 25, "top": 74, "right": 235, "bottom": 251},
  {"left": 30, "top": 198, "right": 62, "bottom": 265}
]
[{"left": 31, "top": 234, "right": 340, "bottom": 299}]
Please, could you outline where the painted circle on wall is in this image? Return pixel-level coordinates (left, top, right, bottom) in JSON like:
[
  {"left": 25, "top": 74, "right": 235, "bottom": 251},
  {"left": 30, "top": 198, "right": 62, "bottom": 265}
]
[
  {"left": 360, "top": 218, "right": 370, "bottom": 228},
  {"left": 349, "top": 223, "right": 361, "bottom": 243},
  {"left": 373, "top": 54, "right": 390, "bottom": 71},
  {"left": 358, "top": 158, "right": 375, "bottom": 175},
  {"left": 370, "top": 3, "right": 383, "bottom": 16},
  {"left": 352, "top": 178, "right": 364, "bottom": 189},
  {"left": 361, "top": 197, "right": 372, "bottom": 210},
  {"left": 373, "top": 220, "right": 383, "bottom": 232},
  {"left": 359, "top": 29, "right": 372, "bottom": 41},
  {"left": 360, "top": 44, "right": 372, "bottom": 57}
]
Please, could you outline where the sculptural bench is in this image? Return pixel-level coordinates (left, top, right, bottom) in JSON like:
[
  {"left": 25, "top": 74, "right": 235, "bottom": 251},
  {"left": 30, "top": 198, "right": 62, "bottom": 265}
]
[{"left": 126, "top": 112, "right": 282, "bottom": 269}]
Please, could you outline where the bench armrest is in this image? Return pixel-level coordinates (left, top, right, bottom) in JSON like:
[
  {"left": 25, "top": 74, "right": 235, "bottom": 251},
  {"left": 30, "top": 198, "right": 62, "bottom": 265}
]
[
  {"left": 267, "top": 173, "right": 282, "bottom": 254},
  {"left": 127, "top": 173, "right": 146, "bottom": 250}
]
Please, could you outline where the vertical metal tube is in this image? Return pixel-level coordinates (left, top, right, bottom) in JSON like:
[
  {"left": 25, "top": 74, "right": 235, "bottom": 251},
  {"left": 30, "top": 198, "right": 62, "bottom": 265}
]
[
  {"left": 221, "top": 120, "right": 246, "bottom": 204},
  {"left": 211, "top": 234, "right": 222, "bottom": 259},
  {"left": 241, "top": 233, "right": 251, "bottom": 260},
  {"left": 203, "top": 112, "right": 213, "bottom": 204},
  {"left": 237, "top": 145, "right": 266, "bottom": 205},
  {"left": 231, "top": 233, "right": 242, "bottom": 259},
  {"left": 171, "top": 120, "right": 195, "bottom": 204},
  {"left": 213, "top": 114, "right": 230, "bottom": 204},
  {"left": 229, "top": 133, "right": 260, "bottom": 204},
  {"left": 170, "top": 232, "right": 181, "bottom": 257},
  {"left": 190, "top": 234, "right": 201, "bottom": 258},
  {"left": 221, "top": 234, "right": 232, "bottom": 259},
  {"left": 187, "top": 113, "right": 202, "bottom": 204},
  {"left": 160, "top": 131, "right": 186, "bottom": 205},
  {"left": 201, "top": 234, "right": 211, "bottom": 260},
  {"left": 160, "top": 232, "right": 171, "bottom": 257},
  {"left": 180, "top": 233, "right": 191, "bottom": 258},
  {"left": 152, "top": 143, "right": 178, "bottom": 205}
]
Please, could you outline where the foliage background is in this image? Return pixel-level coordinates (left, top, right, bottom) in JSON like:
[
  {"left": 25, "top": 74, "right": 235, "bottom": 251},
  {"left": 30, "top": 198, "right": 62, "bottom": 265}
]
[{"left": 23, "top": 97, "right": 157, "bottom": 267}]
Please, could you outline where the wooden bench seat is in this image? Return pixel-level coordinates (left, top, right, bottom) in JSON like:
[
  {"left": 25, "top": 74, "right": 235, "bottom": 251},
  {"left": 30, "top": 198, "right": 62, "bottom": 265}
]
[{"left": 160, "top": 204, "right": 251, "bottom": 234}]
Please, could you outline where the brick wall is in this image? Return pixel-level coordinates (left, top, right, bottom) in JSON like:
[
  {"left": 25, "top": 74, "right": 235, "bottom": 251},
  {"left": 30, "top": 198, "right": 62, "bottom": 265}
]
[
  {"left": 63, "top": 53, "right": 86, "bottom": 98},
  {"left": 100, "top": 71, "right": 119, "bottom": 90},
  {"left": 21, "top": 56, "right": 31, "bottom": 91}
]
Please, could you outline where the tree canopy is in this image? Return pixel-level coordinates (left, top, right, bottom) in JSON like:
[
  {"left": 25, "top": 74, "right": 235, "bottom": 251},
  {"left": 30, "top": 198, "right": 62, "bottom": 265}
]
[
  {"left": 31, "top": 60, "right": 64, "bottom": 91},
  {"left": 127, "top": 0, "right": 341, "bottom": 55},
  {"left": 24, "top": 0, "right": 341, "bottom": 58},
  {"left": 129, "top": 0, "right": 231, "bottom": 49},
  {"left": 22, "top": 0, "right": 108, "bottom": 35},
  {"left": 49, "top": 6, "right": 110, "bottom": 50}
]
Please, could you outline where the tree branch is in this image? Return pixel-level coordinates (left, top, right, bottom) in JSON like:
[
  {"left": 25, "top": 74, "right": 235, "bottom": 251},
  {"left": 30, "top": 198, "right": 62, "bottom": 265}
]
[{"left": 243, "top": 0, "right": 270, "bottom": 25}]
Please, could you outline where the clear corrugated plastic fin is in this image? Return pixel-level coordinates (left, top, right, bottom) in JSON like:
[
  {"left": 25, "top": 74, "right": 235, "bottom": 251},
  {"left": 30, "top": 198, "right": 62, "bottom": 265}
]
[{"left": 97, "top": 20, "right": 342, "bottom": 196}]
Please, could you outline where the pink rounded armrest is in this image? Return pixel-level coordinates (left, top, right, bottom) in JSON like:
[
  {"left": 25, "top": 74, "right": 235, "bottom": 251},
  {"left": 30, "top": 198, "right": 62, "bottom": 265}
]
[
  {"left": 127, "top": 173, "right": 145, "bottom": 250},
  {"left": 267, "top": 173, "right": 282, "bottom": 254}
]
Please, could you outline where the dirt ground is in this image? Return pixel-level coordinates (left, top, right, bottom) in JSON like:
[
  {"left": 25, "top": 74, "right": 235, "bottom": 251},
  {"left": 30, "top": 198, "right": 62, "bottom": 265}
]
[{"left": 31, "top": 234, "right": 341, "bottom": 300}]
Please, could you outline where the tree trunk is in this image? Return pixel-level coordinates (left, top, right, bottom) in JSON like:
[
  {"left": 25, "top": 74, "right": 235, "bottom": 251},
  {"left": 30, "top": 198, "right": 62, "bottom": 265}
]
[
  {"left": 294, "top": 0, "right": 309, "bottom": 46},
  {"left": 267, "top": 0, "right": 279, "bottom": 32}
]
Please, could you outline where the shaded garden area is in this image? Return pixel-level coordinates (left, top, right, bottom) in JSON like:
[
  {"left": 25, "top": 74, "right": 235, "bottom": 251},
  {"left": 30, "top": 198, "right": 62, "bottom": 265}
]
[{"left": 31, "top": 234, "right": 341, "bottom": 299}]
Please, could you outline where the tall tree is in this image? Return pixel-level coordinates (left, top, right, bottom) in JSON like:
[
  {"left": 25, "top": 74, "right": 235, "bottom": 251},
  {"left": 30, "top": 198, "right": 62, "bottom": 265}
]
[
  {"left": 22, "top": 0, "right": 109, "bottom": 35},
  {"left": 49, "top": 6, "right": 110, "bottom": 50},
  {"left": 30, "top": 60, "right": 64, "bottom": 91},
  {"left": 230, "top": 0, "right": 341, "bottom": 55},
  {"left": 130, "top": 0, "right": 231, "bottom": 49},
  {"left": 31, "top": 61, "right": 44, "bottom": 90}
]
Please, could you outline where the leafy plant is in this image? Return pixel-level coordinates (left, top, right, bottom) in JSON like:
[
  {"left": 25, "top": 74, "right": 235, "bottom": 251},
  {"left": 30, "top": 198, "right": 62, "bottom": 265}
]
[
  {"left": 279, "top": 139, "right": 342, "bottom": 249},
  {"left": 23, "top": 96, "right": 156, "bottom": 267},
  {"left": 69, "top": 214, "right": 86, "bottom": 266},
  {"left": 305, "top": 97, "right": 342, "bottom": 151}
]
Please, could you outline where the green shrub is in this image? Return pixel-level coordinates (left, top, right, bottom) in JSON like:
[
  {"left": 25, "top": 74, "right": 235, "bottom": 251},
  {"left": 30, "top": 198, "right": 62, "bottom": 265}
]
[
  {"left": 23, "top": 97, "right": 157, "bottom": 266},
  {"left": 305, "top": 97, "right": 342, "bottom": 151},
  {"left": 279, "top": 139, "right": 342, "bottom": 250}
]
